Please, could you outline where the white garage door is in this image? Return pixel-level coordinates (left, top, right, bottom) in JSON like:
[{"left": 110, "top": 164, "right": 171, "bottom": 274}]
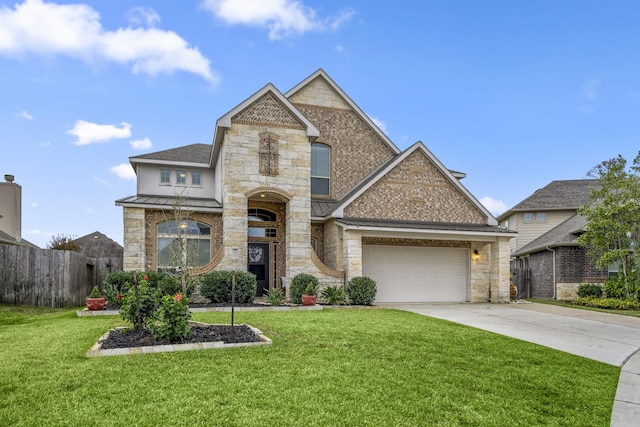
[{"left": 362, "top": 245, "right": 469, "bottom": 303}]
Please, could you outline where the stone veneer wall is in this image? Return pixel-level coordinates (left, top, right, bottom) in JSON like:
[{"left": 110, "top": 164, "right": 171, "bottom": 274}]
[
  {"left": 490, "top": 238, "right": 511, "bottom": 302},
  {"left": 323, "top": 219, "right": 342, "bottom": 271},
  {"left": 122, "top": 207, "right": 145, "bottom": 271},
  {"left": 344, "top": 150, "right": 486, "bottom": 223}
]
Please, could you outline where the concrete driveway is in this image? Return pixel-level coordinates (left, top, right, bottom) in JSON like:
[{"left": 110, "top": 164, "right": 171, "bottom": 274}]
[{"left": 379, "top": 302, "right": 640, "bottom": 426}]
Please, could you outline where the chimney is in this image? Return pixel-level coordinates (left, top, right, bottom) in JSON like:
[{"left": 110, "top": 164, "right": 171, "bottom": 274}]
[{"left": 0, "top": 174, "right": 22, "bottom": 242}]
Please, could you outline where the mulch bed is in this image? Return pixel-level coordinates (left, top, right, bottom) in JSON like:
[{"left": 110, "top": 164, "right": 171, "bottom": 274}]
[{"left": 99, "top": 324, "right": 261, "bottom": 349}]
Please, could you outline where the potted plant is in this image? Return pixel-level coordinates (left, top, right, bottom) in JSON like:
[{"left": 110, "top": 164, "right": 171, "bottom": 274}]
[
  {"left": 86, "top": 286, "right": 106, "bottom": 311},
  {"left": 301, "top": 283, "right": 317, "bottom": 306}
]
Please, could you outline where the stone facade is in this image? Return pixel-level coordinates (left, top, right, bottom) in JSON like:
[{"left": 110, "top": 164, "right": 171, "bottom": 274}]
[{"left": 122, "top": 207, "right": 146, "bottom": 271}]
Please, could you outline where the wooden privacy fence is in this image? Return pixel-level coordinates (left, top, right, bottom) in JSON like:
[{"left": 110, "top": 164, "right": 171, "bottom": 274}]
[
  {"left": 0, "top": 244, "right": 123, "bottom": 307},
  {"left": 512, "top": 268, "right": 531, "bottom": 299}
]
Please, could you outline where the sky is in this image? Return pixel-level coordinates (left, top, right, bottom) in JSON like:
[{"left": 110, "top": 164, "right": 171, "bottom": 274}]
[{"left": 1, "top": 0, "right": 639, "bottom": 249}]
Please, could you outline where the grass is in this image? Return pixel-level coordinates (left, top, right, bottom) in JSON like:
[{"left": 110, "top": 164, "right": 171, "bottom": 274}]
[
  {"left": 529, "top": 298, "right": 640, "bottom": 318},
  {"left": 0, "top": 305, "right": 619, "bottom": 426}
]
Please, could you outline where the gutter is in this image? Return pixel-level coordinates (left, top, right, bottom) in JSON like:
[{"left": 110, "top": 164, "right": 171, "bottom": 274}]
[{"left": 546, "top": 247, "right": 556, "bottom": 299}]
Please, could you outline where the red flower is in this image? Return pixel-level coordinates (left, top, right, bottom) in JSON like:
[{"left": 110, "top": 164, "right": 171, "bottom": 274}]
[
  {"left": 116, "top": 294, "right": 122, "bottom": 300},
  {"left": 143, "top": 276, "right": 149, "bottom": 281},
  {"left": 173, "top": 293, "right": 183, "bottom": 301}
]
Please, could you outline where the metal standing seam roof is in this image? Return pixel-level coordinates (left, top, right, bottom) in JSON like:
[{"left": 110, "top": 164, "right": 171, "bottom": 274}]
[
  {"left": 115, "top": 195, "right": 222, "bottom": 210},
  {"left": 335, "top": 217, "right": 513, "bottom": 234},
  {"left": 512, "top": 214, "right": 588, "bottom": 256}
]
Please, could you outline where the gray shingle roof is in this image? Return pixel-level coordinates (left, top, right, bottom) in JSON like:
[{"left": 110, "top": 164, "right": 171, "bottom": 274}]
[
  {"left": 71, "top": 231, "right": 123, "bottom": 258},
  {"left": 511, "top": 179, "right": 599, "bottom": 211},
  {"left": 0, "top": 230, "right": 39, "bottom": 248},
  {"left": 513, "top": 214, "right": 587, "bottom": 256},
  {"left": 130, "top": 143, "right": 212, "bottom": 164}
]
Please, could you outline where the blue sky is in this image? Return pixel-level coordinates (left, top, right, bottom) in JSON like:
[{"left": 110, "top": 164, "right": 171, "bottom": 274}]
[{"left": 1, "top": 0, "right": 639, "bottom": 248}]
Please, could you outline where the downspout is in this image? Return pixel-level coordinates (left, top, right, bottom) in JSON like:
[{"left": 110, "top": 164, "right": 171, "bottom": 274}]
[{"left": 546, "top": 247, "right": 556, "bottom": 299}]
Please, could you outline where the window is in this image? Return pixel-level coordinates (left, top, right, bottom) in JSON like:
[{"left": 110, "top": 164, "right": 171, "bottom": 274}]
[
  {"left": 522, "top": 213, "right": 534, "bottom": 223},
  {"left": 248, "top": 227, "right": 277, "bottom": 238},
  {"left": 191, "top": 171, "right": 201, "bottom": 186},
  {"left": 160, "top": 169, "right": 171, "bottom": 184},
  {"left": 157, "top": 220, "right": 211, "bottom": 270},
  {"left": 176, "top": 170, "right": 187, "bottom": 185},
  {"left": 248, "top": 208, "right": 277, "bottom": 222},
  {"left": 536, "top": 212, "right": 547, "bottom": 223},
  {"left": 310, "top": 237, "right": 318, "bottom": 253},
  {"left": 502, "top": 219, "right": 510, "bottom": 229},
  {"left": 311, "top": 143, "right": 330, "bottom": 196}
]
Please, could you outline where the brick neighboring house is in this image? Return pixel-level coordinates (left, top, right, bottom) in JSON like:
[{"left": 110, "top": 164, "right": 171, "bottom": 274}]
[
  {"left": 116, "top": 69, "right": 515, "bottom": 303},
  {"left": 497, "top": 179, "right": 607, "bottom": 299}
]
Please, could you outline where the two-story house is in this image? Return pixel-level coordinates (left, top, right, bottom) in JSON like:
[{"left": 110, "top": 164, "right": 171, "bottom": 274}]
[
  {"left": 497, "top": 179, "right": 607, "bottom": 299},
  {"left": 116, "top": 69, "right": 514, "bottom": 303}
]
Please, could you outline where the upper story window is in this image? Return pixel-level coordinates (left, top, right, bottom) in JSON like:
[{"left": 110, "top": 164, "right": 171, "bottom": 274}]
[
  {"left": 536, "top": 212, "right": 547, "bottom": 223},
  {"left": 502, "top": 219, "right": 509, "bottom": 229},
  {"left": 311, "top": 143, "right": 330, "bottom": 196},
  {"left": 176, "top": 170, "right": 187, "bottom": 185},
  {"left": 522, "top": 213, "right": 534, "bottom": 223},
  {"left": 160, "top": 169, "right": 171, "bottom": 184},
  {"left": 191, "top": 171, "right": 201, "bottom": 186},
  {"left": 248, "top": 208, "right": 277, "bottom": 222}
]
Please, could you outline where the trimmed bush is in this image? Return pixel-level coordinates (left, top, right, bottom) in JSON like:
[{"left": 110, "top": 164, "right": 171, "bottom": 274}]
[
  {"left": 604, "top": 277, "right": 625, "bottom": 299},
  {"left": 289, "top": 273, "right": 319, "bottom": 304},
  {"left": 199, "top": 271, "right": 257, "bottom": 303},
  {"left": 574, "top": 296, "right": 639, "bottom": 310},
  {"left": 577, "top": 283, "right": 603, "bottom": 298},
  {"left": 347, "top": 276, "right": 377, "bottom": 305}
]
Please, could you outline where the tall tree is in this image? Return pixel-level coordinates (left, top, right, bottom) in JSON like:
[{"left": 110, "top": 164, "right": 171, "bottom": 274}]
[{"left": 578, "top": 152, "right": 640, "bottom": 298}]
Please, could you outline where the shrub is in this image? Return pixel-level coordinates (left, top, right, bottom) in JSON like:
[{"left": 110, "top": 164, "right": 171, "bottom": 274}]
[
  {"left": 289, "top": 273, "right": 319, "bottom": 304},
  {"left": 347, "top": 276, "right": 377, "bottom": 305},
  {"left": 577, "top": 283, "right": 603, "bottom": 298},
  {"left": 321, "top": 285, "right": 347, "bottom": 305},
  {"left": 263, "top": 288, "right": 285, "bottom": 306},
  {"left": 604, "top": 276, "right": 625, "bottom": 299},
  {"left": 119, "top": 275, "right": 161, "bottom": 330},
  {"left": 102, "top": 271, "right": 134, "bottom": 303},
  {"left": 158, "top": 274, "right": 196, "bottom": 297},
  {"left": 574, "top": 296, "right": 639, "bottom": 310},
  {"left": 199, "top": 271, "right": 257, "bottom": 303},
  {"left": 147, "top": 293, "right": 191, "bottom": 341}
]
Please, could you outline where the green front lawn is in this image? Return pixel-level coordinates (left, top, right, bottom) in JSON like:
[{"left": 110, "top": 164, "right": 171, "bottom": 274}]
[{"left": 0, "top": 305, "right": 618, "bottom": 426}]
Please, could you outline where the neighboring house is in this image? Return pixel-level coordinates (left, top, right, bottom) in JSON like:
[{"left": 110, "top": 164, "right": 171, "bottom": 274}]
[
  {"left": 0, "top": 174, "right": 38, "bottom": 248},
  {"left": 497, "top": 179, "right": 607, "bottom": 299},
  {"left": 71, "top": 231, "right": 124, "bottom": 288},
  {"left": 116, "top": 69, "right": 514, "bottom": 303}
]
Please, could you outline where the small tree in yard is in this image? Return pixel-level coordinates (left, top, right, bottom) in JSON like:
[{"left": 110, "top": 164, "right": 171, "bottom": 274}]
[
  {"left": 578, "top": 152, "right": 640, "bottom": 299},
  {"left": 46, "top": 234, "right": 80, "bottom": 251}
]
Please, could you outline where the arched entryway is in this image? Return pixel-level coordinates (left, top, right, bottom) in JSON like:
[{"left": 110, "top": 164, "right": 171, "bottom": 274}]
[{"left": 246, "top": 189, "right": 290, "bottom": 296}]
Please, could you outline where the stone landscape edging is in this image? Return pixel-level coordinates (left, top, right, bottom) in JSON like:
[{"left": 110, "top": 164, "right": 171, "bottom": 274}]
[
  {"left": 77, "top": 304, "right": 323, "bottom": 317},
  {"left": 86, "top": 322, "right": 272, "bottom": 357}
]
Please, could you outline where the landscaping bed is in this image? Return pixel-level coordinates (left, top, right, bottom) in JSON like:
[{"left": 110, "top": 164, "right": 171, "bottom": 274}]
[{"left": 99, "top": 323, "right": 260, "bottom": 349}]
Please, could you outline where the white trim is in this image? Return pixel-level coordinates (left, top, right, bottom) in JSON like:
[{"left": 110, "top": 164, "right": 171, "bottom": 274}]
[
  {"left": 336, "top": 221, "right": 513, "bottom": 241},
  {"left": 131, "top": 158, "right": 208, "bottom": 168}
]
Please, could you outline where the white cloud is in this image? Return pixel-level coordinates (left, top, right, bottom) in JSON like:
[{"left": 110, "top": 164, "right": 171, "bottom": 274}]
[
  {"left": 68, "top": 120, "right": 131, "bottom": 146},
  {"left": 130, "top": 137, "right": 152, "bottom": 150},
  {"left": 127, "top": 6, "right": 160, "bottom": 27},
  {"left": 0, "top": 0, "right": 216, "bottom": 82},
  {"left": 201, "top": 0, "right": 354, "bottom": 40},
  {"left": 110, "top": 163, "right": 136, "bottom": 180},
  {"left": 92, "top": 175, "right": 110, "bottom": 186},
  {"left": 371, "top": 117, "right": 386, "bottom": 133},
  {"left": 480, "top": 196, "right": 508, "bottom": 216},
  {"left": 582, "top": 79, "right": 601, "bottom": 101},
  {"left": 15, "top": 110, "right": 33, "bottom": 120}
]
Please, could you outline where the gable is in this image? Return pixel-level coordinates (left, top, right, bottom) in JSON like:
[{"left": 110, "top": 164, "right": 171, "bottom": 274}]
[
  {"left": 232, "top": 92, "right": 306, "bottom": 130},
  {"left": 287, "top": 75, "right": 351, "bottom": 110},
  {"left": 343, "top": 150, "right": 487, "bottom": 224}
]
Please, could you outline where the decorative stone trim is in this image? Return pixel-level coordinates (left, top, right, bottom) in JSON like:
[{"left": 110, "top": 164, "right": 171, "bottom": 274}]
[
  {"left": 311, "top": 248, "right": 344, "bottom": 278},
  {"left": 245, "top": 187, "right": 292, "bottom": 202},
  {"left": 232, "top": 92, "right": 306, "bottom": 130}
]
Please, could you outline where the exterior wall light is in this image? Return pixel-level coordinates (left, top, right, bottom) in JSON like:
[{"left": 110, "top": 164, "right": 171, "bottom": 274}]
[{"left": 472, "top": 249, "right": 480, "bottom": 261}]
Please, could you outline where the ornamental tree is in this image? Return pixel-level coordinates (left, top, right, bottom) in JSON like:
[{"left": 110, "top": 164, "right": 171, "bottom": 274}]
[{"left": 578, "top": 152, "right": 640, "bottom": 298}]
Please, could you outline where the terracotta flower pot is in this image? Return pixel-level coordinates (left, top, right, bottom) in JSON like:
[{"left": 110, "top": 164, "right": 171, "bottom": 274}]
[
  {"left": 86, "top": 297, "right": 106, "bottom": 311},
  {"left": 301, "top": 295, "right": 317, "bottom": 306}
]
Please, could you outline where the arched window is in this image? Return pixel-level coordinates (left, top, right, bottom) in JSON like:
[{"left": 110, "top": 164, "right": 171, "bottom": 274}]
[
  {"left": 311, "top": 143, "right": 330, "bottom": 196},
  {"left": 157, "top": 220, "right": 211, "bottom": 271},
  {"left": 248, "top": 208, "right": 277, "bottom": 238}
]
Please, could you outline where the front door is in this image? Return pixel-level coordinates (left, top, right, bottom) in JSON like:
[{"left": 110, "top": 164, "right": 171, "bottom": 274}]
[{"left": 248, "top": 242, "right": 269, "bottom": 296}]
